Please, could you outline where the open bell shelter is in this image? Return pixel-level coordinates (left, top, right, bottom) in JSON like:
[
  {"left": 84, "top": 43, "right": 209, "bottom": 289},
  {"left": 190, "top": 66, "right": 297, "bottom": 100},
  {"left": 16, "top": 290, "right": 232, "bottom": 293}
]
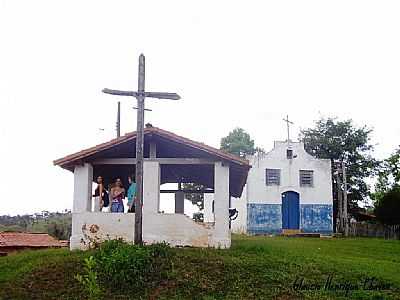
[{"left": 54, "top": 126, "right": 250, "bottom": 249}]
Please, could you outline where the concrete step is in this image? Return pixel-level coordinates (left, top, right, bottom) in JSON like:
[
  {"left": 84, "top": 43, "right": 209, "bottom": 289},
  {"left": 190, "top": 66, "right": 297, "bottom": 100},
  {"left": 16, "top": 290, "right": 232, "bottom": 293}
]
[
  {"left": 295, "top": 233, "right": 321, "bottom": 238},
  {"left": 282, "top": 229, "right": 301, "bottom": 236}
]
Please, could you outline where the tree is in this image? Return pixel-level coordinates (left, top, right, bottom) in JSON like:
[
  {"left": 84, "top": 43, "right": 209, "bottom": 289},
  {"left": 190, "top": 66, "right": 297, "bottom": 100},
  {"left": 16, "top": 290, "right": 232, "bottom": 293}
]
[
  {"left": 374, "top": 186, "right": 400, "bottom": 225},
  {"left": 220, "top": 128, "right": 257, "bottom": 158},
  {"left": 183, "top": 182, "right": 205, "bottom": 210},
  {"left": 48, "top": 221, "right": 72, "bottom": 240},
  {"left": 373, "top": 147, "right": 400, "bottom": 201},
  {"left": 184, "top": 127, "right": 260, "bottom": 210},
  {"left": 300, "top": 118, "right": 379, "bottom": 204}
]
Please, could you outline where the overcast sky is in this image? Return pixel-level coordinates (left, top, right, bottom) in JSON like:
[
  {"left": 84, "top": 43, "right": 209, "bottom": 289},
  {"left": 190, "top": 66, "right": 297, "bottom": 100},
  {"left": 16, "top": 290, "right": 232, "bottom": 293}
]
[{"left": 0, "top": 1, "right": 399, "bottom": 215}]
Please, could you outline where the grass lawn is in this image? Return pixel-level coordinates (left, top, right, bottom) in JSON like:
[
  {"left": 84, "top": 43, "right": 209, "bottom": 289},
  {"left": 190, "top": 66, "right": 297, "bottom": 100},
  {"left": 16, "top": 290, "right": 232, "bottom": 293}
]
[{"left": 0, "top": 235, "right": 399, "bottom": 300}]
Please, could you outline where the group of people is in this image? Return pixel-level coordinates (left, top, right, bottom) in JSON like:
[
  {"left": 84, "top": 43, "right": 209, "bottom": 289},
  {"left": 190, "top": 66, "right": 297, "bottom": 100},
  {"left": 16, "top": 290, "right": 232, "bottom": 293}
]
[{"left": 93, "top": 175, "right": 137, "bottom": 213}]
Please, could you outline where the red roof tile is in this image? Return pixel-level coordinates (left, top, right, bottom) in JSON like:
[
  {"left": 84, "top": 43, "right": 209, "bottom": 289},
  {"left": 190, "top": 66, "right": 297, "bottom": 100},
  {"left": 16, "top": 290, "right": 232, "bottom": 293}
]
[{"left": 0, "top": 232, "right": 64, "bottom": 248}]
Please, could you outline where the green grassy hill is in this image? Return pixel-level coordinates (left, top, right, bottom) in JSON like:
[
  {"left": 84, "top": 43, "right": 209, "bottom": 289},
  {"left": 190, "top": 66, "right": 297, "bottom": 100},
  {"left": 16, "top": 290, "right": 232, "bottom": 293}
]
[{"left": 0, "top": 236, "right": 399, "bottom": 300}]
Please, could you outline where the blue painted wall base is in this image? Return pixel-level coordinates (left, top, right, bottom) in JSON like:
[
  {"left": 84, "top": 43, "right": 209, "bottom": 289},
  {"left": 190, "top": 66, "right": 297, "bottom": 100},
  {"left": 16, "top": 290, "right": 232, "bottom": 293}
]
[
  {"left": 300, "top": 204, "right": 333, "bottom": 234},
  {"left": 247, "top": 204, "right": 282, "bottom": 234},
  {"left": 247, "top": 203, "right": 333, "bottom": 235}
]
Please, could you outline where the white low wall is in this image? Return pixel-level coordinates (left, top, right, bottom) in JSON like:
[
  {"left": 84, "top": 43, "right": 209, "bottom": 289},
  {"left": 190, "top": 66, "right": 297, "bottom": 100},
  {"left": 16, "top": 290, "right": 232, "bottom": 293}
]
[
  {"left": 204, "top": 193, "right": 247, "bottom": 235},
  {"left": 203, "top": 193, "right": 214, "bottom": 223},
  {"left": 143, "top": 213, "right": 214, "bottom": 247},
  {"left": 71, "top": 212, "right": 225, "bottom": 250},
  {"left": 230, "top": 195, "right": 247, "bottom": 234},
  {"left": 71, "top": 161, "right": 232, "bottom": 249},
  {"left": 71, "top": 212, "right": 135, "bottom": 250}
]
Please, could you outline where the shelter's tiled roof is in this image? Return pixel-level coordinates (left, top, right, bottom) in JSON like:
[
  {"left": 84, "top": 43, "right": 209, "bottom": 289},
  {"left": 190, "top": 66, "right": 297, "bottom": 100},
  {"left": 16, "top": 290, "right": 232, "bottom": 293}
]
[
  {"left": 0, "top": 232, "right": 65, "bottom": 248},
  {"left": 53, "top": 126, "right": 250, "bottom": 168}
]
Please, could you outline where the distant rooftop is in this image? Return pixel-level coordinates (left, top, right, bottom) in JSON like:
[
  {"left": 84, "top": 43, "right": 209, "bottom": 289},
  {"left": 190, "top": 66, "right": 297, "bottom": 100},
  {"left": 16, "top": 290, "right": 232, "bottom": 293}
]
[{"left": 0, "top": 232, "right": 66, "bottom": 248}]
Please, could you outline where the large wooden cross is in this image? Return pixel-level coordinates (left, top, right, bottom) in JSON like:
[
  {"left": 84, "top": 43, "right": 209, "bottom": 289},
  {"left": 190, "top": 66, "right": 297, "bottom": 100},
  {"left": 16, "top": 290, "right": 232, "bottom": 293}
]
[{"left": 102, "top": 54, "right": 181, "bottom": 245}]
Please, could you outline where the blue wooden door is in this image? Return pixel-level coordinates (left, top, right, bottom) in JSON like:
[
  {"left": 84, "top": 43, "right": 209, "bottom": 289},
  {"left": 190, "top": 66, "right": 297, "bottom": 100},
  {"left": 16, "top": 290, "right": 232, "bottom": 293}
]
[{"left": 282, "top": 191, "right": 300, "bottom": 229}]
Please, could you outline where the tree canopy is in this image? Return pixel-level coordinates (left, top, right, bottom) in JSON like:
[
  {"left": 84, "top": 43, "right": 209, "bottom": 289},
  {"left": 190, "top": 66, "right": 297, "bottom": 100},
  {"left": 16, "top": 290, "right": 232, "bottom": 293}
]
[
  {"left": 373, "top": 147, "right": 400, "bottom": 201},
  {"left": 299, "top": 117, "right": 379, "bottom": 205},
  {"left": 374, "top": 186, "right": 400, "bottom": 225},
  {"left": 220, "top": 128, "right": 257, "bottom": 158},
  {"left": 186, "top": 127, "right": 259, "bottom": 211}
]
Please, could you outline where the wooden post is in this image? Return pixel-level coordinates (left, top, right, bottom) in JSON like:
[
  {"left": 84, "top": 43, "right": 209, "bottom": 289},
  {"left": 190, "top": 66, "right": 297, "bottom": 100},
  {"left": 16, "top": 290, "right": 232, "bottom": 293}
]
[
  {"left": 134, "top": 54, "right": 145, "bottom": 245},
  {"left": 337, "top": 167, "right": 343, "bottom": 233},
  {"left": 342, "top": 161, "right": 349, "bottom": 237},
  {"left": 116, "top": 101, "right": 121, "bottom": 138}
]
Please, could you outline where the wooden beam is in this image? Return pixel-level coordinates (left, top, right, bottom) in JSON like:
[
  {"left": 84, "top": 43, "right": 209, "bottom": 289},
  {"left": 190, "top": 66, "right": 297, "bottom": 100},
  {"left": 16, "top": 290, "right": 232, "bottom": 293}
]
[
  {"left": 92, "top": 158, "right": 217, "bottom": 165},
  {"left": 157, "top": 158, "right": 216, "bottom": 164},
  {"left": 93, "top": 158, "right": 136, "bottom": 165},
  {"left": 160, "top": 189, "right": 214, "bottom": 194}
]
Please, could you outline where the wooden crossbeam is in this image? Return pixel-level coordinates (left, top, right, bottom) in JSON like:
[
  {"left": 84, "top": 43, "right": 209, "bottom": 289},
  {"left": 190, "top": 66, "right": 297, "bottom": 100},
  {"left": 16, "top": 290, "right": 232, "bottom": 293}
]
[
  {"left": 160, "top": 189, "right": 214, "bottom": 194},
  {"left": 103, "top": 89, "right": 180, "bottom": 100},
  {"left": 92, "top": 158, "right": 218, "bottom": 165}
]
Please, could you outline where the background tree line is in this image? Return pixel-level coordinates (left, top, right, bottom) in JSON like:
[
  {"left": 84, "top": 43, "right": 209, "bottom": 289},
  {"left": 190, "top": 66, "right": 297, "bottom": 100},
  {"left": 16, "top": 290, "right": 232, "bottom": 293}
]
[{"left": 0, "top": 210, "right": 72, "bottom": 240}]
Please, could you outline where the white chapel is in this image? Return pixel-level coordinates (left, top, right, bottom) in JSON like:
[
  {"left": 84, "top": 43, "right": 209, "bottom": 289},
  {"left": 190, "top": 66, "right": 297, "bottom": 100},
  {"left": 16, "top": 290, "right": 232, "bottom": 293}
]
[{"left": 204, "top": 140, "right": 333, "bottom": 235}]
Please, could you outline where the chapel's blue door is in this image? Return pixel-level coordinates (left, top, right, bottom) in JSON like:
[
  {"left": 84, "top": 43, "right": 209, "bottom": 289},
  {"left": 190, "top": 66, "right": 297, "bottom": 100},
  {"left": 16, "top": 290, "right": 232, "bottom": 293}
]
[{"left": 282, "top": 191, "right": 300, "bottom": 229}]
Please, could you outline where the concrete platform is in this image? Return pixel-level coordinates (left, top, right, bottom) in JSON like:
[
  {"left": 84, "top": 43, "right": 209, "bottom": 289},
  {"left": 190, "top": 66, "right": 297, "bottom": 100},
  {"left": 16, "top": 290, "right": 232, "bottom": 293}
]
[{"left": 282, "top": 229, "right": 301, "bottom": 235}]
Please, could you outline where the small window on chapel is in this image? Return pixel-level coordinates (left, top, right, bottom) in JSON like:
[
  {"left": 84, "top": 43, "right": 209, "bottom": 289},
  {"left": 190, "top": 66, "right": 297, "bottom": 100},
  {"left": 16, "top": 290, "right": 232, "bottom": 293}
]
[
  {"left": 266, "top": 169, "right": 281, "bottom": 186},
  {"left": 300, "top": 170, "right": 314, "bottom": 187},
  {"left": 287, "top": 149, "right": 293, "bottom": 159}
]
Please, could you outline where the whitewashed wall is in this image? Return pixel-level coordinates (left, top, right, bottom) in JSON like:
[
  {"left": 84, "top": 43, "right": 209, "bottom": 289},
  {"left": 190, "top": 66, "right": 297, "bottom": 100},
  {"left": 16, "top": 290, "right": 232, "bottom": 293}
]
[
  {"left": 143, "top": 213, "right": 213, "bottom": 247},
  {"left": 230, "top": 189, "right": 247, "bottom": 234},
  {"left": 247, "top": 141, "right": 332, "bottom": 205},
  {"left": 203, "top": 192, "right": 247, "bottom": 234},
  {"left": 70, "top": 212, "right": 215, "bottom": 250},
  {"left": 204, "top": 193, "right": 214, "bottom": 223},
  {"left": 70, "top": 212, "right": 135, "bottom": 250},
  {"left": 70, "top": 160, "right": 231, "bottom": 250}
]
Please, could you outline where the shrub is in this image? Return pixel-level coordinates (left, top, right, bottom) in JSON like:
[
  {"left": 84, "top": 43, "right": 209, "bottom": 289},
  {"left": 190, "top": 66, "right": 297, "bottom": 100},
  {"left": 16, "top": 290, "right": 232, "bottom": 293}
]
[
  {"left": 92, "top": 239, "right": 173, "bottom": 291},
  {"left": 75, "top": 256, "right": 103, "bottom": 300}
]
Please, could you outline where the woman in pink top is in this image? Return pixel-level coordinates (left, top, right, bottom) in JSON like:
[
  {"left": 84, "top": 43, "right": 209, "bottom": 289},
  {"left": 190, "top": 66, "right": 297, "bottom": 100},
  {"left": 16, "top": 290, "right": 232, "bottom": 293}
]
[{"left": 110, "top": 178, "right": 125, "bottom": 213}]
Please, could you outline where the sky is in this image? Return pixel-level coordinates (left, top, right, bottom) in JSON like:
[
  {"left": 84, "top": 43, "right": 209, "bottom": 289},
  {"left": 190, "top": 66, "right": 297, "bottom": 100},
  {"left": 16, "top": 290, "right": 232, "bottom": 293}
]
[{"left": 0, "top": 0, "right": 399, "bottom": 215}]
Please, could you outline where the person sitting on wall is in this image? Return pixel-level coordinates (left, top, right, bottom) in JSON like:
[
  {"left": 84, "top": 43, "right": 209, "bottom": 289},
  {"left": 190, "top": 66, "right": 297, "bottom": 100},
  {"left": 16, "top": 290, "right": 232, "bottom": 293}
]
[
  {"left": 127, "top": 175, "right": 137, "bottom": 213},
  {"left": 93, "top": 176, "right": 109, "bottom": 212},
  {"left": 110, "top": 178, "right": 125, "bottom": 213}
]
